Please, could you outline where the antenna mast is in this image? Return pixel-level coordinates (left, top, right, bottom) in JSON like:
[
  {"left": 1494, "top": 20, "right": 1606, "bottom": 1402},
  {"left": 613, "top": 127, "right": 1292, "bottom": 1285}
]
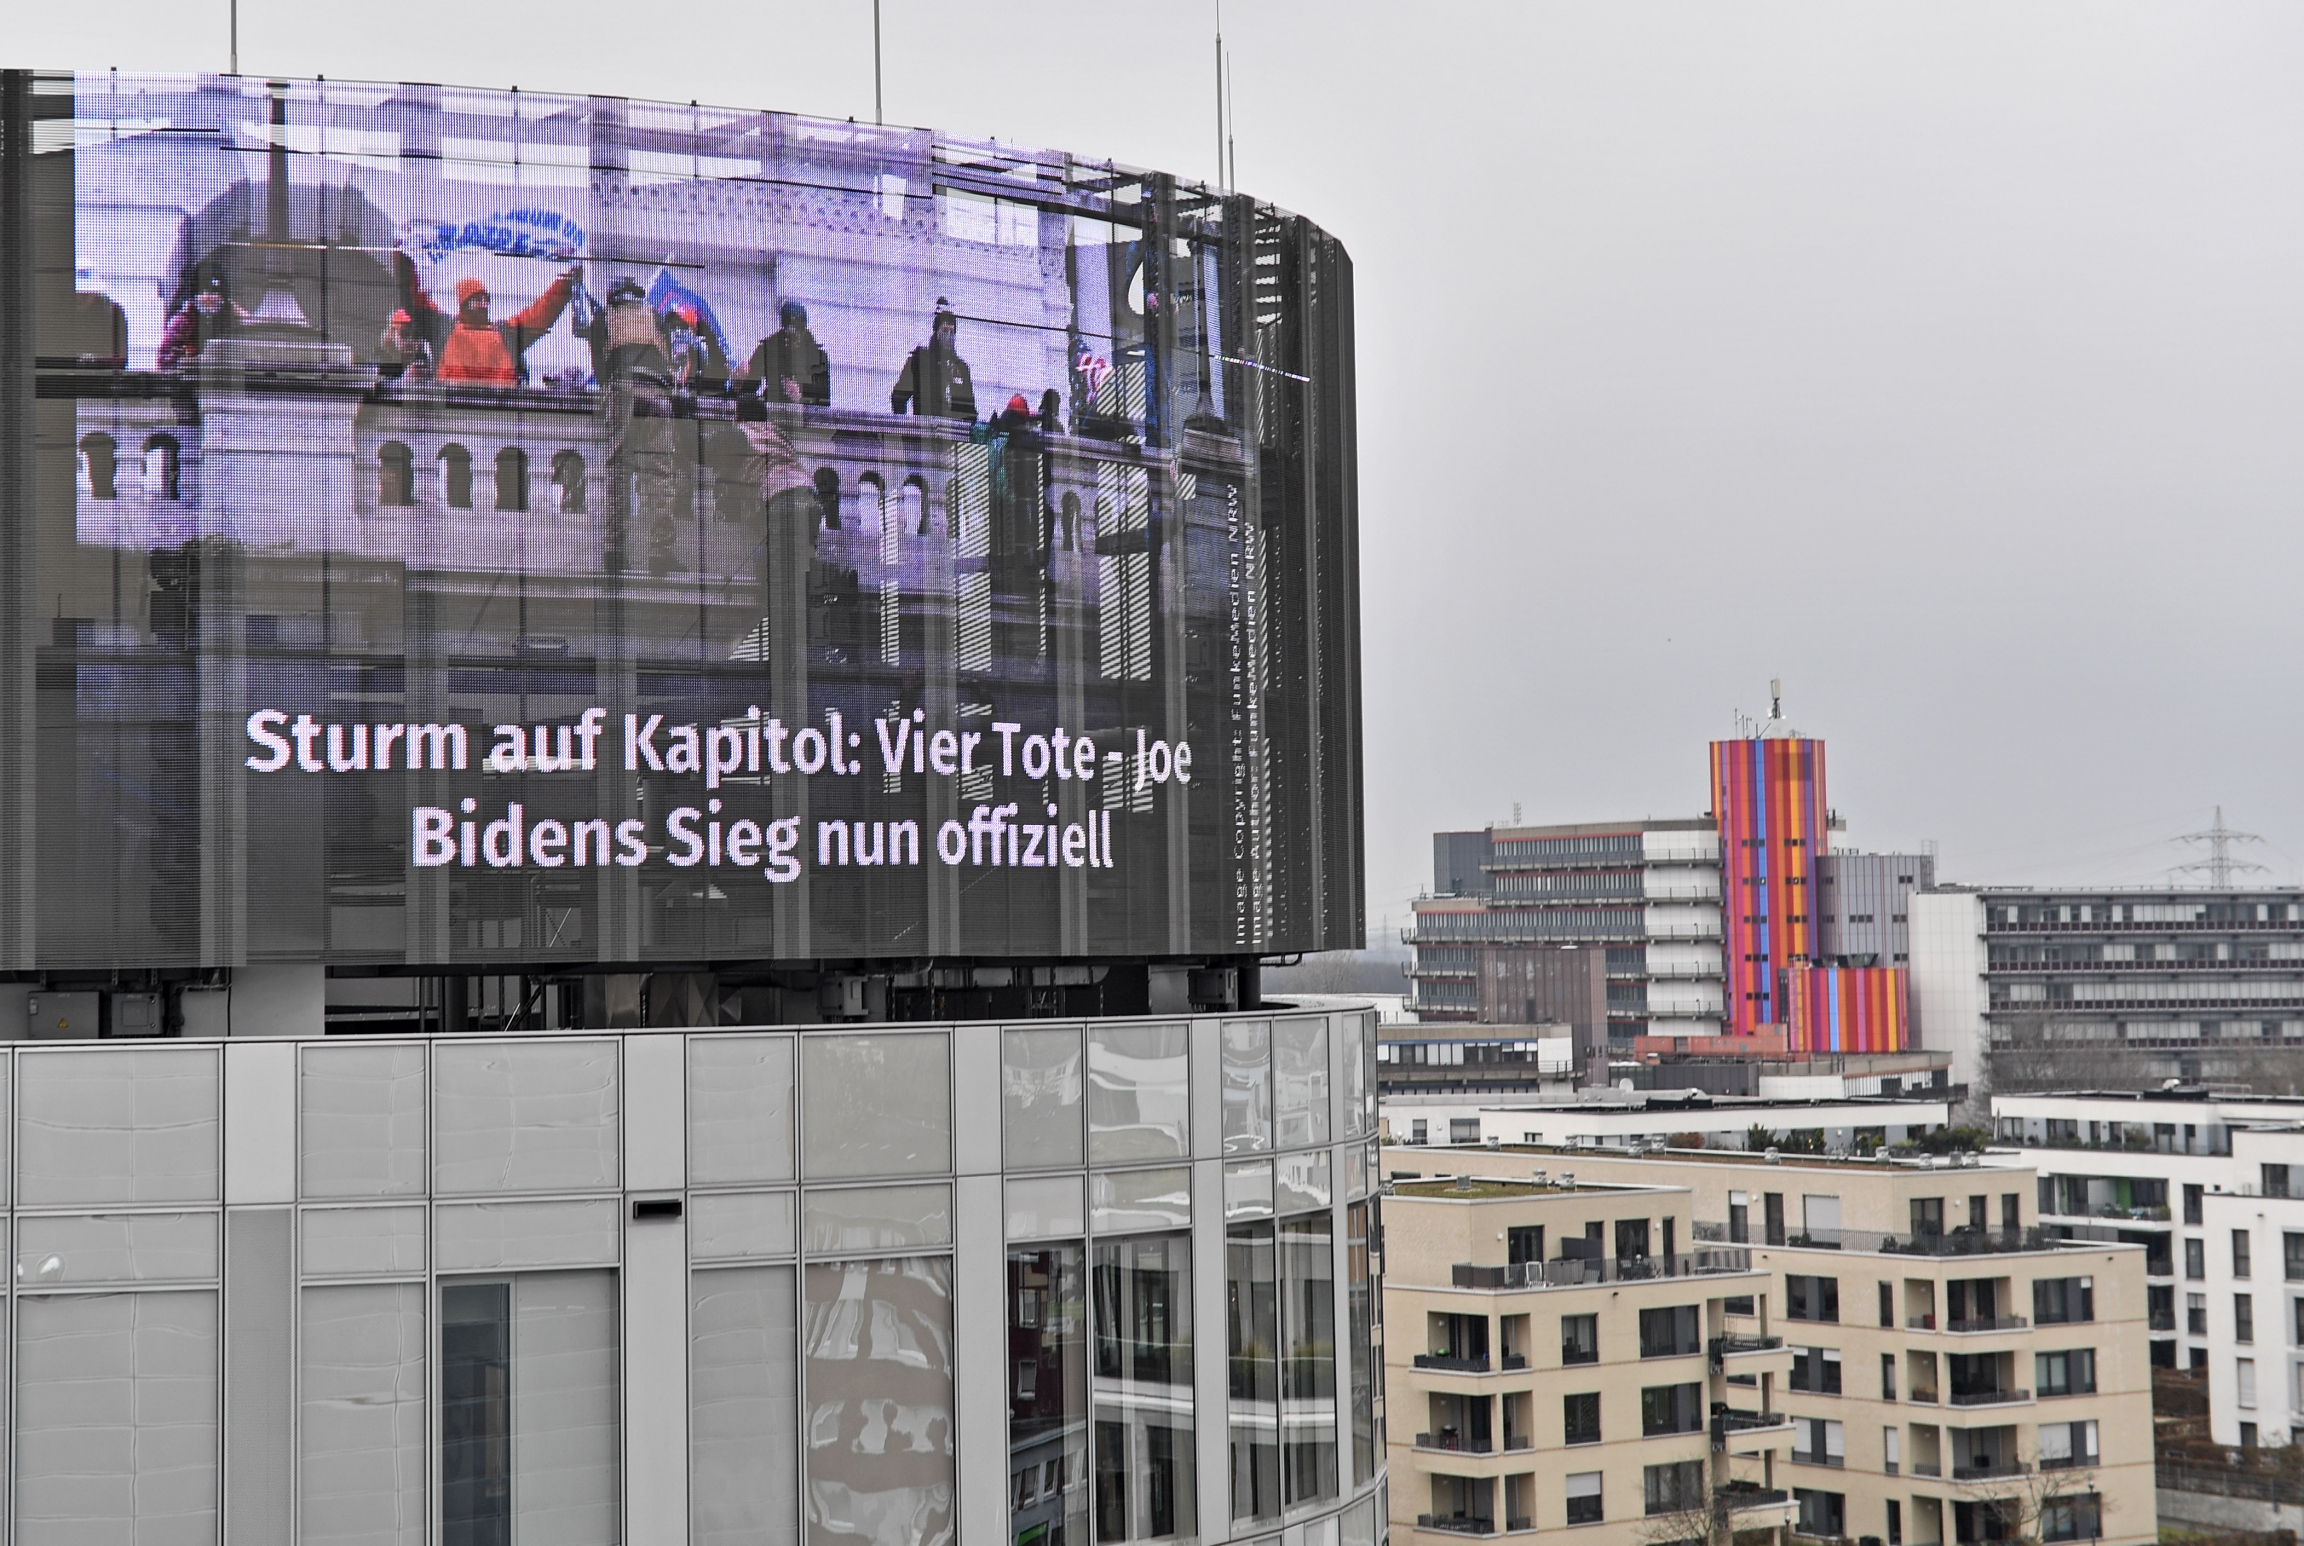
[{"left": 2172, "top": 806, "right": 2269, "bottom": 888}]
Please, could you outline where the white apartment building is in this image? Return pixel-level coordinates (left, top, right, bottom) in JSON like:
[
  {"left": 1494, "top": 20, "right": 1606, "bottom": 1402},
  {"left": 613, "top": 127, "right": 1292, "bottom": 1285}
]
[
  {"left": 1987, "top": 1087, "right": 2304, "bottom": 1445},
  {"left": 1381, "top": 1095, "right": 1954, "bottom": 1155}
]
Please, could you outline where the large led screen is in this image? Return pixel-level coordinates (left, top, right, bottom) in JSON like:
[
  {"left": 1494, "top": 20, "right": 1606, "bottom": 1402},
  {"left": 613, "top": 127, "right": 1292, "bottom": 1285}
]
[{"left": 0, "top": 70, "right": 1362, "bottom": 970}]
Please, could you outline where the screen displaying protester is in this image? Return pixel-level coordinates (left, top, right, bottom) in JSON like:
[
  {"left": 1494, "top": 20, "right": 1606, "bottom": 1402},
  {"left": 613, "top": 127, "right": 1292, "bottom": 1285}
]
[{"left": 1, "top": 70, "right": 1362, "bottom": 970}]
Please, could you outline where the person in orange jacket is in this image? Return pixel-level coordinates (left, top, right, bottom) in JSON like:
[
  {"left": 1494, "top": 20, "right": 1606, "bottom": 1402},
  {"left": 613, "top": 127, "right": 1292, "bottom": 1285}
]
[{"left": 393, "top": 252, "right": 577, "bottom": 386}]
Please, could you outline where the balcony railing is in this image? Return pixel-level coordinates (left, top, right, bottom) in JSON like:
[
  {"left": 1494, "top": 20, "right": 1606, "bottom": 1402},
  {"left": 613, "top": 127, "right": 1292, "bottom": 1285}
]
[
  {"left": 1500, "top": 1354, "right": 1528, "bottom": 1372},
  {"left": 2039, "top": 1454, "right": 2099, "bottom": 1473},
  {"left": 1447, "top": 1250, "right": 1752, "bottom": 1290},
  {"left": 1417, "top": 1516, "right": 1497, "bottom": 1537},
  {"left": 1413, "top": 1354, "right": 1491, "bottom": 1374},
  {"left": 1791, "top": 1452, "right": 1846, "bottom": 1469},
  {"left": 1503, "top": 1436, "right": 1532, "bottom": 1452},
  {"left": 1720, "top": 1485, "right": 1792, "bottom": 1512},
  {"left": 1948, "top": 1388, "right": 2031, "bottom": 1407},
  {"left": 1712, "top": 1408, "right": 1795, "bottom": 1448},
  {"left": 1953, "top": 1462, "right": 2031, "bottom": 1482},
  {"left": 1947, "top": 1316, "right": 2030, "bottom": 1334},
  {"left": 1741, "top": 1224, "right": 2073, "bottom": 1259},
  {"left": 1415, "top": 1433, "right": 1495, "bottom": 1455}
]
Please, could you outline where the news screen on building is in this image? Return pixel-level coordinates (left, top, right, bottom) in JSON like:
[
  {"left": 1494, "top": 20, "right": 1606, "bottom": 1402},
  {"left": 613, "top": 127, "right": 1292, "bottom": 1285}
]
[{"left": 0, "top": 70, "right": 1363, "bottom": 971}]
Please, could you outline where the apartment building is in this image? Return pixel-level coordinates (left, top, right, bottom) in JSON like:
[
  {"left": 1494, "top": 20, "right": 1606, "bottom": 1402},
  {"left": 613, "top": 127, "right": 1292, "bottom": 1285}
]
[
  {"left": 1380, "top": 1094, "right": 1954, "bottom": 1156},
  {"left": 1384, "top": 1143, "right": 2157, "bottom": 1546},
  {"left": 1990, "top": 1087, "right": 2304, "bottom": 1443},
  {"left": 1384, "top": 1176, "right": 1794, "bottom": 1546},
  {"left": 1911, "top": 888, "right": 2304, "bottom": 1099}
]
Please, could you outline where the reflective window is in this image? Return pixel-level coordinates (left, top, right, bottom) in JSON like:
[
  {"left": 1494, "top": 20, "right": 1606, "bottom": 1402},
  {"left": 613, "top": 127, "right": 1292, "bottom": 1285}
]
[
  {"left": 803, "top": 1184, "right": 954, "bottom": 1255},
  {"left": 691, "top": 1265, "right": 799, "bottom": 1546},
  {"left": 433, "top": 1041, "right": 619, "bottom": 1196},
  {"left": 1091, "top": 1167, "right": 1192, "bottom": 1235},
  {"left": 1273, "top": 1018, "right": 1330, "bottom": 1149},
  {"left": 301, "top": 1282, "right": 426, "bottom": 1546},
  {"left": 1011, "top": 1243, "right": 1089, "bottom": 1546},
  {"left": 1348, "top": 1199, "right": 1378, "bottom": 1484},
  {"left": 18, "top": 1047, "right": 219, "bottom": 1206},
  {"left": 689, "top": 1034, "right": 796, "bottom": 1185},
  {"left": 1226, "top": 1160, "right": 1274, "bottom": 1222},
  {"left": 802, "top": 1033, "right": 951, "bottom": 1178},
  {"left": 1093, "top": 1232, "right": 1196, "bottom": 1541},
  {"left": 1003, "top": 1026, "right": 1085, "bottom": 1170},
  {"left": 1088, "top": 1023, "right": 1190, "bottom": 1164},
  {"left": 302, "top": 1042, "right": 427, "bottom": 1198},
  {"left": 1227, "top": 1218, "right": 1280, "bottom": 1521},
  {"left": 1221, "top": 1019, "right": 1272, "bottom": 1153},
  {"left": 15, "top": 1290, "right": 219, "bottom": 1542},
  {"left": 1277, "top": 1150, "right": 1331, "bottom": 1215},
  {"left": 442, "top": 1271, "right": 620, "bottom": 1546},
  {"left": 1007, "top": 1175, "right": 1087, "bottom": 1241},
  {"left": 803, "top": 1257, "right": 955, "bottom": 1546},
  {"left": 1337, "top": 1012, "right": 1369, "bottom": 1140},
  {"left": 1281, "top": 1208, "right": 1339, "bottom": 1505}
]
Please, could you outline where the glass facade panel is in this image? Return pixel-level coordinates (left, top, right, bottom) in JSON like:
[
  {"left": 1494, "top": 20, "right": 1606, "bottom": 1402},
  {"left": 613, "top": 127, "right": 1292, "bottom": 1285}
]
[
  {"left": 300, "top": 1282, "right": 426, "bottom": 1546},
  {"left": 15, "top": 1289, "right": 220, "bottom": 1545},
  {"left": 303, "top": 1205, "right": 428, "bottom": 1278},
  {"left": 1228, "top": 1219, "right": 1280, "bottom": 1522},
  {"left": 301, "top": 1043, "right": 427, "bottom": 1198},
  {"left": 804, "top": 1184, "right": 955, "bottom": 1255},
  {"left": 1337, "top": 1014, "right": 1369, "bottom": 1142},
  {"left": 1011, "top": 1243, "right": 1089, "bottom": 1546},
  {"left": 435, "top": 1200, "right": 621, "bottom": 1273},
  {"left": 1091, "top": 1167, "right": 1192, "bottom": 1235},
  {"left": 691, "top": 1192, "right": 798, "bottom": 1262},
  {"left": 15, "top": 1211, "right": 220, "bottom": 1286},
  {"left": 691, "top": 1265, "right": 800, "bottom": 1546},
  {"left": 1087, "top": 1024, "right": 1190, "bottom": 1164},
  {"left": 1277, "top": 1150, "right": 1332, "bottom": 1216},
  {"left": 803, "top": 1256, "right": 956, "bottom": 1546},
  {"left": 1347, "top": 1200, "right": 1376, "bottom": 1486},
  {"left": 1003, "top": 1027, "right": 1085, "bottom": 1170},
  {"left": 688, "top": 1034, "right": 797, "bottom": 1185},
  {"left": 1007, "top": 1175, "right": 1088, "bottom": 1241},
  {"left": 1093, "top": 1231, "right": 1195, "bottom": 1542},
  {"left": 432, "top": 1041, "right": 620, "bottom": 1196},
  {"left": 1281, "top": 1208, "right": 1339, "bottom": 1506},
  {"left": 802, "top": 1034, "right": 952, "bottom": 1179},
  {"left": 1222, "top": 1019, "right": 1273, "bottom": 1154},
  {"left": 17, "top": 1047, "right": 219, "bottom": 1206},
  {"left": 1273, "top": 1018, "right": 1330, "bottom": 1149},
  {"left": 1227, "top": 1160, "right": 1275, "bottom": 1222}
]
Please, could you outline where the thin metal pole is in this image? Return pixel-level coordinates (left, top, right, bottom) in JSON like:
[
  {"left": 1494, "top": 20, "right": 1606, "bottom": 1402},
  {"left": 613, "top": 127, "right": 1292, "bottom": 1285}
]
[
  {"left": 1227, "top": 52, "right": 1236, "bottom": 192},
  {"left": 1215, "top": 2, "right": 1223, "bottom": 188},
  {"left": 230, "top": 0, "right": 238, "bottom": 74},
  {"left": 873, "top": 0, "right": 883, "bottom": 125}
]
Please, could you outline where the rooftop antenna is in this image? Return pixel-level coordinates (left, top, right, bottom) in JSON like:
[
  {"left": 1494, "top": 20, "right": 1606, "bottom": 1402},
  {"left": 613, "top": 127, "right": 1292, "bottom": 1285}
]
[
  {"left": 872, "top": 0, "right": 883, "bottom": 125},
  {"left": 1226, "top": 50, "right": 1236, "bottom": 191},
  {"left": 2172, "top": 806, "right": 2269, "bottom": 889},
  {"left": 1770, "top": 678, "right": 1783, "bottom": 722},
  {"left": 1215, "top": 1, "right": 1225, "bottom": 188},
  {"left": 230, "top": 0, "right": 237, "bottom": 74}
]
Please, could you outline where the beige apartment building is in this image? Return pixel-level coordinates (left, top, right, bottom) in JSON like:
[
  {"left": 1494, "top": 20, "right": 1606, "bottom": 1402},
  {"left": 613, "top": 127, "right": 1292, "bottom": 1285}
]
[{"left": 1382, "top": 1146, "right": 2154, "bottom": 1546}]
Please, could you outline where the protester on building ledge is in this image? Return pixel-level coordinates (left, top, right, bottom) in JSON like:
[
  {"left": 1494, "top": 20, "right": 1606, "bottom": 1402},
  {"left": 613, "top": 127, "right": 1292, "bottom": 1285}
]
[
  {"left": 740, "top": 300, "right": 831, "bottom": 407},
  {"left": 156, "top": 272, "right": 248, "bottom": 371},
  {"left": 889, "top": 297, "right": 976, "bottom": 421},
  {"left": 393, "top": 253, "right": 577, "bottom": 386},
  {"left": 375, "top": 309, "right": 433, "bottom": 381}
]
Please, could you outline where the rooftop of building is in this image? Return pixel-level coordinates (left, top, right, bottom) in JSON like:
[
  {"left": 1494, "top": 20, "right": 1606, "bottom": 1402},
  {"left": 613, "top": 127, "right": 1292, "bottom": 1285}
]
[
  {"left": 1389, "top": 1175, "right": 1670, "bottom": 1201},
  {"left": 1386, "top": 1139, "right": 1995, "bottom": 1175}
]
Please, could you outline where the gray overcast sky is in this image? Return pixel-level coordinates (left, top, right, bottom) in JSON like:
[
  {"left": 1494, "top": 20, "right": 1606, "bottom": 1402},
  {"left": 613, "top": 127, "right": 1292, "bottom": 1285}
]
[{"left": 22, "top": 3, "right": 2304, "bottom": 937}]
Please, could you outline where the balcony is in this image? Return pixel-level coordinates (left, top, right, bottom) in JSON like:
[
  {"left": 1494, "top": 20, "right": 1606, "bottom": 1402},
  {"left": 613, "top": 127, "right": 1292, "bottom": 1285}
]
[
  {"left": 1416, "top": 1516, "right": 1497, "bottom": 1537},
  {"left": 1447, "top": 1250, "right": 1754, "bottom": 1290},
  {"left": 1947, "top": 1388, "right": 2031, "bottom": 1408},
  {"left": 1503, "top": 1436, "right": 1533, "bottom": 1453},
  {"left": 1711, "top": 1334, "right": 1786, "bottom": 1367},
  {"left": 2039, "top": 1454, "right": 2099, "bottom": 1473},
  {"left": 1500, "top": 1354, "right": 1528, "bottom": 1372},
  {"left": 1790, "top": 1451, "right": 1845, "bottom": 1469},
  {"left": 1720, "top": 1485, "right": 1793, "bottom": 1513},
  {"left": 1712, "top": 1408, "right": 1796, "bottom": 1448},
  {"left": 1946, "top": 1316, "right": 2030, "bottom": 1335},
  {"left": 1415, "top": 1434, "right": 1495, "bottom": 1455},
  {"left": 1505, "top": 1516, "right": 1532, "bottom": 1534},
  {"left": 1413, "top": 1354, "right": 1491, "bottom": 1374},
  {"left": 1953, "top": 1462, "right": 2031, "bottom": 1483}
]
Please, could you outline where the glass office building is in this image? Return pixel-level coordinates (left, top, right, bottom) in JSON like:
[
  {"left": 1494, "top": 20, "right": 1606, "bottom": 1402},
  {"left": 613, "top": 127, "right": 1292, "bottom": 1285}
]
[{"left": 0, "top": 1006, "right": 1383, "bottom": 1545}]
